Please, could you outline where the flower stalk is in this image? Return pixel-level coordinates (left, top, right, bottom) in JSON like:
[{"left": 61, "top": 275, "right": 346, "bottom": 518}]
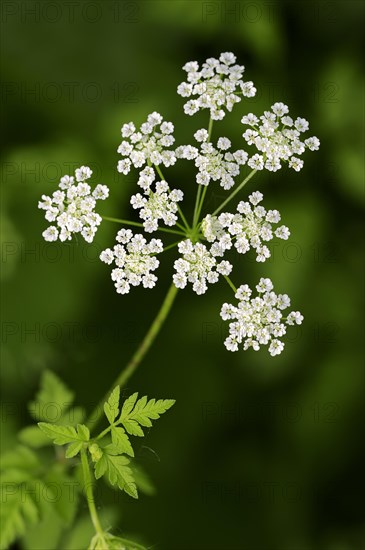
[{"left": 88, "top": 283, "right": 179, "bottom": 429}]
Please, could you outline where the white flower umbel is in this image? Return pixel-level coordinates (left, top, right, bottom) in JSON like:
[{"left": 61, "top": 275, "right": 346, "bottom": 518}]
[
  {"left": 38, "top": 166, "right": 109, "bottom": 243},
  {"left": 242, "top": 102, "right": 320, "bottom": 172},
  {"left": 100, "top": 229, "right": 163, "bottom": 294},
  {"left": 176, "top": 130, "right": 248, "bottom": 190},
  {"left": 117, "top": 112, "right": 176, "bottom": 175},
  {"left": 220, "top": 278, "right": 303, "bottom": 355},
  {"left": 173, "top": 239, "right": 232, "bottom": 295},
  {"left": 177, "top": 52, "right": 256, "bottom": 120},
  {"left": 201, "top": 191, "right": 290, "bottom": 262},
  {"left": 39, "top": 52, "right": 319, "bottom": 362},
  {"left": 130, "top": 171, "right": 184, "bottom": 233}
]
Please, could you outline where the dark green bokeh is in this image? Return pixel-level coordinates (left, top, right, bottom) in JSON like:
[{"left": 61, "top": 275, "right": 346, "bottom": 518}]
[{"left": 1, "top": 1, "right": 364, "bottom": 549}]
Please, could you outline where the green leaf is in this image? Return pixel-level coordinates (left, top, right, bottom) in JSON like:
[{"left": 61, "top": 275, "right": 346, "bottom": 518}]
[
  {"left": 120, "top": 392, "right": 139, "bottom": 419},
  {"left": 101, "top": 444, "right": 123, "bottom": 456},
  {"left": 37, "top": 423, "right": 77, "bottom": 445},
  {"left": 76, "top": 423, "right": 90, "bottom": 441},
  {"left": 94, "top": 455, "right": 108, "bottom": 480},
  {"left": 18, "top": 425, "right": 51, "bottom": 448},
  {"left": 38, "top": 423, "right": 89, "bottom": 446},
  {"left": 93, "top": 448, "right": 138, "bottom": 499},
  {"left": 121, "top": 419, "right": 144, "bottom": 437},
  {"left": 29, "top": 370, "right": 75, "bottom": 423},
  {"left": 0, "top": 445, "right": 40, "bottom": 473},
  {"left": 43, "top": 468, "right": 80, "bottom": 526},
  {"left": 111, "top": 426, "right": 134, "bottom": 457},
  {"left": 105, "top": 455, "right": 138, "bottom": 499},
  {"left": 65, "top": 441, "right": 83, "bottom": 459},
  {"left": 0, "top": 448, "right": 42, "bottom": 548},
  {"left": 21, "top": 494, "right": 65, "bottom": 550},
  {"left": 131, "top": 397, "right": 175, "bottom": 426},
  {"left": 119, "top": 394, "right": 175, "bottom": 435},
  {"left": 104, "top": 386, "right": 120, "bottom": 424},
  {"left": 0, "top": 482, "right": 39, "bottom": 550},
  {"left": 0, "top": 469, "right": 33, "bottom": 484},
  {"left": 21, "top": 409, "right": 85, "bottom": 450}
]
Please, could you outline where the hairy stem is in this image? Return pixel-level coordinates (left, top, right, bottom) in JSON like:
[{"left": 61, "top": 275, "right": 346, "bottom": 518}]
[
  {"left": 88, "top": 283, "right": 179, "bottom": 429},
  {"left": 80, "top": 448, "right": 105, "bottom": 540},
  {"left": 211, "top": 169, "right": 257, "bottom": 216}
]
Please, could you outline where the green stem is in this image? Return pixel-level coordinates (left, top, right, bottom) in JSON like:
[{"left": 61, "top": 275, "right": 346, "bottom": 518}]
[
  {"left": 154, "top": 164, "right": 190, "bottom": 231},
  {"left": 207, "top": 117, "right": 214, "bottom": 141},
  {"left": 102, "top": 216, "right": 143, "bottom": 227},
  {"left": 192, "top": 117, "right": 213, "bottom": 229},
  {"left": 102, "top": 215, "right": 186, "bottom": 236},
  {"left": 94, "top": 407, "right": 130, "bottom": 440},
  {"left": 177, "top": 207, "right": 191, "bottom": 232},
  {"left": 163, "top": 241, "right": 181, "bottom": 252},
  {"left": 175, "top": 221, "right": 188, "bottom": 233},
  {"left": 88, "top": 283, "right": 179, "bottom": 429},
  {"left": 95, "top": 425, "right": 111, "bottom": 441},
  {"left": 211, "top": 169, "right": 257, "bottom": 216},
  {"left": 192, "top": 184, "right": 203, "bottom": 228},
  {"left": 154, "top": 164, "right": 166, "bottom": 181},
  {"left": 80, "top": 448, "right": 105, "bottom": 540},
  {"left": 224, "top": 275, "right": 237, "bottom": 293},
  {"left": 195, "top": 185, "right": 208, "bottom": 225}
]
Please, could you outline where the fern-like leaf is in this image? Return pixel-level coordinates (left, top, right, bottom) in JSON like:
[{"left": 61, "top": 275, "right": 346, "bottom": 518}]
[
  {"left": 119, "top": 393, "right": 175, "bottom": 435},
  {"left": 0, "top": 481, "right": 39, "bottom": 550},
  {"left": 94, "top": 446, "right": 137, "bottom": 499},
  {"left": 104, "top": 386, "right": 120, "bottom": 424},
  {"left": 38, "top": 423, "right": 89, "bottom": 448}
]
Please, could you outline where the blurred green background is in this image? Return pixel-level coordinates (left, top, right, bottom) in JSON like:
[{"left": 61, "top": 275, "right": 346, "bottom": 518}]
[{"left": 1, "top": 1, "right": 364, "bottom": 549}]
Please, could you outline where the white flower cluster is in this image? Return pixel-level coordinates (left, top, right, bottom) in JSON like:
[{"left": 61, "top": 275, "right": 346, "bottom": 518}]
[
  {"left": 100, "top": 229, "right": 163, "bottom": 294},
  {"left": 130, "top": 167, "right": 184, "bottom": 232},
  {"left": 117, "top": 112, "right": 176, "bottom": 175},
  {"left": 173, "top": 240, "right": 232, "bottom": 295},
  {"left": 242, "top": 102, "right": 320, "bottom": 172},
  {"left": 201, "top": 191, "right": 290, "bottom": 262},
  {"left": 39, "top": 53, "right": 318, "bottom": 358},
  {"left": 177, "top": 52, "right": 256, "bottom": 120},
  {"left": 176, "top": 129, "right": 248, "bottom": 190},
  {"left": 38, "top": 166, "right": 109, "bottom": 243},
  {"left": 220, "top": 278, "right": 304, "bottom": 356}
]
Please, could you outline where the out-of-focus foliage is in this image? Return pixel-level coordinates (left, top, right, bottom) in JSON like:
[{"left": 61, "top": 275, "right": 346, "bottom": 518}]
[{"left": 1, "top": 1, "right": 364, "bottom": 548}]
